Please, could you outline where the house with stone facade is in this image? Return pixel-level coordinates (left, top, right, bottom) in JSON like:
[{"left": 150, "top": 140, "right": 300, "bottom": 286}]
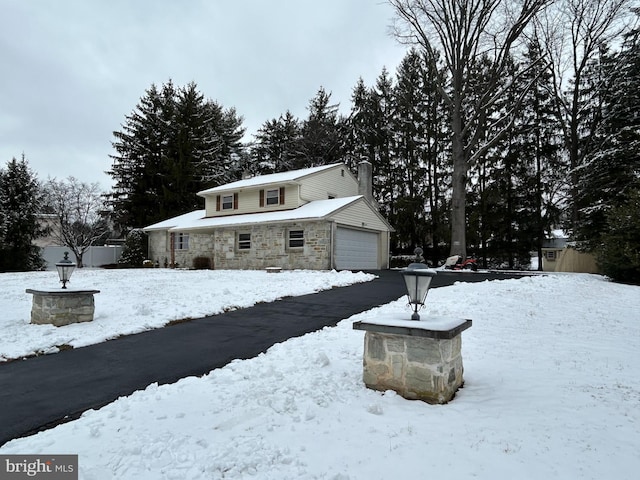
[{"left": 143, "top": 162, "right": 393, "bottom": 271}]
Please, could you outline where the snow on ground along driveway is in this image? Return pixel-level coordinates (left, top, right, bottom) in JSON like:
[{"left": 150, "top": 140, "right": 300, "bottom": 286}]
[
  {"left": 2, "top": 274, "right": 640, "bottom": 480},
  {"left": 0, "top": 268, "right": 374, "bottom": 362}
]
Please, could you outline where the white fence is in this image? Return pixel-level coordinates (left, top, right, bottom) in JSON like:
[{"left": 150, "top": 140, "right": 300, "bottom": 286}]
[{"left": 41, "top": 246, "right": 123, "bottom": 270}]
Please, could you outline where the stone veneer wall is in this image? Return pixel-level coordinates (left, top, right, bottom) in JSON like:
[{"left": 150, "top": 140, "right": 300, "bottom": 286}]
[
  {"left": 213, "top": 221, "right": 332, "bottom": 270},
  {"left": 27, "top": 290, "right": 100, "bottom": 327},
  {"left": 362, "top": 331, "right": 464, "bottom": 404},
  {"left": 147, "top": 221, "right": 332, "bottom": 270}
]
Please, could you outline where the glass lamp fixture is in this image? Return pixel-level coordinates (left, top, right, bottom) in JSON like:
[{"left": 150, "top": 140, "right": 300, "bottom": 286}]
[
  {"left": 400, "top": 262, "right": 437, "bottom": 320},
  {"left": 56, "top": 251, "right": 76, "bottom": 289}
]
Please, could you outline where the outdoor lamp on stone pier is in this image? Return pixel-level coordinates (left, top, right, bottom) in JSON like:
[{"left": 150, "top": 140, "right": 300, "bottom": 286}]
[
  {"left": 26, "top": 251, "right": 99, "bottom": 326},
  {"left": 400, "top": 255, "right": 437, "bottom": 321},
  {"left": 55, "top": 251, "right": 76, "bottom": 289}
]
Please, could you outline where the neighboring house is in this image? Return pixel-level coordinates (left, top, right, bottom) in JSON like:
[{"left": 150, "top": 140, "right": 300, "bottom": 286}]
[
  {"left": 143, "top": 162, "right": 393, "bottom": 271},
  {"left": 541, "top": 234, "right": 599, "bottom": 274}
]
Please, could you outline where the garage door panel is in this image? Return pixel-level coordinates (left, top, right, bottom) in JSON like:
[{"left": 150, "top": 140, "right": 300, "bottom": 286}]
[{"left": 335, "top": 228, "right": 378, "bottom": 270}]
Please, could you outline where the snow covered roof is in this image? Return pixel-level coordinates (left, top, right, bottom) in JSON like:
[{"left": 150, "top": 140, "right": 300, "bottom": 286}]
[
  {"left": 143, "top": 196, "right": 365, "bottom": 232},
  {"left": 197, "top": 164, "right": 342, "bottom": 196}
]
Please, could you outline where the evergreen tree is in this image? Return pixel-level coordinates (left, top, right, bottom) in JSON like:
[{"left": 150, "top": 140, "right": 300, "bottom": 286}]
[
  {"left": 566, "top": 46, "right": 613, "bottom": 241},
  {"left": 108, "top": 80, "right": 245, "bottom": 230},
  {"left": 392, "top": 50, "right": 429, "bottom": 252},
  {"left": 251, "top": 111, "right": 302, "bottom": 174},
  {"left": 391, "top": 50, "right": 450, "bottom": 260},
  {"left": 370, "top": 68, "right": 397, "bottom": 218},
  {"left": 597, "top": 187, "right": 640, "bottom": 283},
  {"left": 575, "top": 22, "right": 640, "bottom": 282},
  {"left": 347, "top": 77, "right": 378, "bottom": 171},
  {"left": 470, "top": 43, "right": 565, "bottom": 270},
  {"left": 518, "top": 40, "right": 566, "bottom": 269},
  {"left": 576, "top": 29, "right": 640, "bottom": 249},
  {"left": 118, "top": 229, "right": 147, "bottom": 267},
  {"left": 108, "top": 82, "right": 173, "bottom": 230},
  {"left": 0, "top": 155, "right": 46, "bottom": 271},
  {"left": 299, "top": 87, "right": 346, "bottom": 168},
  {"left": 345, "top": 57, "right": 450, "bottom": 263},
  {"left": 390, "top": 0, "right": 548, "bottom": 258},
  {"left": 202, "top": 102, "right": 246, "bottom": 183}
]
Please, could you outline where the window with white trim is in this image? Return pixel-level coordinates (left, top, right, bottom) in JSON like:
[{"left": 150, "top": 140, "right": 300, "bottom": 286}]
[
  {"left": 238, "top": 233, "right": 251, "bottom": 250},
  {"left": 288, "top": 229, "right": 304, "bottom": 248},
  {"left": 175, "top": 233, "right": 189, "bottom": 250},
  {"left": 222, "top": 194, "right": 234, "bottom": 210},
  {"left": 259, "top": 187, "right": 284, "bottom": 207},
  {"left": 266, "top": 189, "right": 279, "bottom": 205}
]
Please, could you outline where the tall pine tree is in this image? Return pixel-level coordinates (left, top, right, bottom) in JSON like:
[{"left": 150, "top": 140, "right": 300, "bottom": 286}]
[
  {"left": 298, "top": 87, "right": 346, "bottom": 168},
  {"left": 0, "top": 155, "right": 45, "bottom": 271},
  {"left": 251, "top": 111, "right": 302, "bottom": 174},
  {"left": 108, "top": 80, "right": 245, "bottom": 230}
]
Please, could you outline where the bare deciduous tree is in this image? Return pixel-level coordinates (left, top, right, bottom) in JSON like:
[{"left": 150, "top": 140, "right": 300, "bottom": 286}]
[
  {"left": 44, "top": 177, "right": 110, "bottom": 267},
  {"left": 389, "top": 0, "right": 550, "bottom": 257}
]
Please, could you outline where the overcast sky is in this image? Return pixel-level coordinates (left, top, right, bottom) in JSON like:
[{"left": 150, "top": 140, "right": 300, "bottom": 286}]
[{"left": 0, "top": 0, "right": 408, "bottom": 190}]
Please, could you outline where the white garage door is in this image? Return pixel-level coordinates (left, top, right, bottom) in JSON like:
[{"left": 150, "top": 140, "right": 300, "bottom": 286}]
[{"left": 335, "top": 227, "right": 379, "bottom": 270}]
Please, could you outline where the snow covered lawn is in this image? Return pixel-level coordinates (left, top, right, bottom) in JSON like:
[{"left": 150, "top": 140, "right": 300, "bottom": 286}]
[
  {"left": 0, "top": 268, "right": 374, "bottom": 362},
  {"left": 1, "top": 273, "right": 638, "bottom": 479}
]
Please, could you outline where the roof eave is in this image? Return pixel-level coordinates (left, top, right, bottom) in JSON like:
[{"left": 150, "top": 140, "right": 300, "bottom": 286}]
[{"left": 197, "top": 179, "right": 301, "bottom": 198}]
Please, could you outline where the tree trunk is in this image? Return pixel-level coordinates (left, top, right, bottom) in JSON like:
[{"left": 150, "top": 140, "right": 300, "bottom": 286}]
[{"left": 450, "top": 108, "right": 467, "bottom": 258}]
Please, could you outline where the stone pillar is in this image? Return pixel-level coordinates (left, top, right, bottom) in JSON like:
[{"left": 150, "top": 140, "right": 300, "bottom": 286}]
[
  {"left": 26, "top": 289, "right": 100, "bottom": 327},
  {"left": 353, "top": 318, "right": 471, "bottom": 404}
]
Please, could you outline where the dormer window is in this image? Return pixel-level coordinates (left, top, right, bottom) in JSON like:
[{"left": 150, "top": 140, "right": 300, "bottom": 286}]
[
  {"left": 266, "top": 189, "right": 279, "bottom": 205},
  {"left": 216, "top": 193, "right": 238, "bottom": 211},
  {"left": 222, "top": 194, "right": 234, "bottom": 210},
  {"left": 259, "top": 187, "right": 285, "bottom": 207}
]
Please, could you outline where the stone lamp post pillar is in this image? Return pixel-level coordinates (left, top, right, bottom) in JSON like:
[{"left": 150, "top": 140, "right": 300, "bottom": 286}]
[
  {"left": 26, "top": 252, "right": 100, "bottom": 327},
  {"left": 353, "top": 263, "right": 472, "bottom": 404}
]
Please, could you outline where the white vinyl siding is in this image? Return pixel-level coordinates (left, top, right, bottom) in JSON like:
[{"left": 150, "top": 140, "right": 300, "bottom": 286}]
[
  {"left": 298, "top": 166, "right": 358, "bottom": 201},
  {"left": 205, "top": 185, "right": 297, "bottom": 217},
  {"left": 331, "top": 199, "right": 390, "bottom": 232}
]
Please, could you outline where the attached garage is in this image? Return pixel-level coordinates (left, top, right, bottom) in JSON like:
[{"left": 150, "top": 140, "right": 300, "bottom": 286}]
[{"left": 335, "top": 227, "right": 379, "bottom": 270}]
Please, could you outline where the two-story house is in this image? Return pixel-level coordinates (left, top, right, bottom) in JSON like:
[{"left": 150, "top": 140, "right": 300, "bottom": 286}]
[{"left": 143, "top": 161, "right": 393, "bottom": 270}]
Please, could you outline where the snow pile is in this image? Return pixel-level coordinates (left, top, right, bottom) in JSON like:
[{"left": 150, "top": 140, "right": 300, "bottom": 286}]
[
  {"left": 2, "top": 273, "right": 639, "bottom": 479},
  {"left": 0, "top": 269, "right": 374, "bottom": 362}
]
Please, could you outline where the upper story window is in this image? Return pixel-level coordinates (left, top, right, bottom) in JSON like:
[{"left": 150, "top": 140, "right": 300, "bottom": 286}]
[
  {"left": 222, "top": 194, "right": 234, "bottom": 210},
  {"left": 216, "top": 193, "right": 238, "bottom": 212},
  {"left": 266, "top": 189, "right": 280, "bottom": 205},
  {"left": 260, "top": 187, "right": 285, "bottom": 207}
]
